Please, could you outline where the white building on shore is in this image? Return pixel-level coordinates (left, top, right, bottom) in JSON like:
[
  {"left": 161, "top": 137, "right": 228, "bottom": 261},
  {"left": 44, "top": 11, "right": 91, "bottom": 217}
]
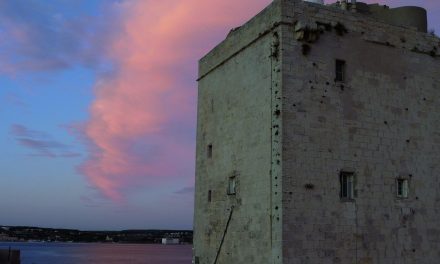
[{"left": 161, "top": 238, "right": 179, "bottom": 245}]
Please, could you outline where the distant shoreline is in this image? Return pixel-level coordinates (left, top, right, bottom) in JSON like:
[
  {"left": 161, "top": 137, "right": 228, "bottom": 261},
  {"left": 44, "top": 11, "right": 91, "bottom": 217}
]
[
  {"left": 0, "top": 226, "right": 193, "bottom": 244},
  {"left": 0, "top": 241, "right": 193, "bottom": 245}
]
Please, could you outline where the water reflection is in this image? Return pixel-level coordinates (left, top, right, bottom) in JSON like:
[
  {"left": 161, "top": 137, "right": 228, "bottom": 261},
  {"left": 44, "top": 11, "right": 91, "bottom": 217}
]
[{"left": 0, "top": 242, "right": 192, "bottom": 264}]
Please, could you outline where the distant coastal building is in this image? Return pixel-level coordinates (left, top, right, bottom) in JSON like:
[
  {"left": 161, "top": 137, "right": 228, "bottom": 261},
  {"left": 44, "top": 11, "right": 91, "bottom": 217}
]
[
  {"left": 194, "top": 0, "right": 440, "bottom": 263},
  {"left": 161, "top": 238, "right": 180, "bottom": 245}
]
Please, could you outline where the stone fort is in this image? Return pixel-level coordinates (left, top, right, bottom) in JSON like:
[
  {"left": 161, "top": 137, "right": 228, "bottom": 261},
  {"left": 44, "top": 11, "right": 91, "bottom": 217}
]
[{"left": 194, "top": 0, "right": 440, "bottom": 263}]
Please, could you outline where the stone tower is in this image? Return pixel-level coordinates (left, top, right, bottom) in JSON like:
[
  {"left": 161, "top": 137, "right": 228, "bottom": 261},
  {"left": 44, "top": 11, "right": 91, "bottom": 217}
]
[{"left": 193, "top": 1, "right": 440, "bottom": 263}]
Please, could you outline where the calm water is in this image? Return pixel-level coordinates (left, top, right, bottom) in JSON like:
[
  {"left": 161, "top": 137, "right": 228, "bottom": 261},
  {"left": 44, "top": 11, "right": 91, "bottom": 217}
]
[{"left": 0, "top": 242, "right": 192, "bottom": 264}]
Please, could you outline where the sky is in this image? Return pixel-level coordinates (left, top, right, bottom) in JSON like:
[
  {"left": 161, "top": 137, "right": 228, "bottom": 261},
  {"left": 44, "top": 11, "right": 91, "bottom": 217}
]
[{"left": 0, "top": 0, "right": 439, "bottom": 231}]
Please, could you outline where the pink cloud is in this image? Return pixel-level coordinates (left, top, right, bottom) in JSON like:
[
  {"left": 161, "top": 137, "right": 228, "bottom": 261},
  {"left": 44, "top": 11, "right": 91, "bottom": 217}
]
[
  {"left": 82, "top": 0, "right": 439, "bottom": 202},
  {"left": 81, "top": 0, "right": 271, "bottom": 202}
]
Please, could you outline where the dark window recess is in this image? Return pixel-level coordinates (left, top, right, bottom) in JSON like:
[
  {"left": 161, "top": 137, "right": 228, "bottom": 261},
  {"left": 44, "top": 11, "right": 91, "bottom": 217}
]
[
  {"left": 194, "top": 256, "right": 200, "bottom": 264},
  {"left": 396, "top": 179, "right": 409, "bottom": 198},
  {"left": 335, "top": 59, "right": 346, "bottom": 82},
  {"left": 340, "top": 171, "right": 354, "bottom": 199},
  {"left": 207, "top": 144, "right": 213, "bottom": 158},
  {"left": 208, "top": 190, "right": 212, "bottom": 202}
]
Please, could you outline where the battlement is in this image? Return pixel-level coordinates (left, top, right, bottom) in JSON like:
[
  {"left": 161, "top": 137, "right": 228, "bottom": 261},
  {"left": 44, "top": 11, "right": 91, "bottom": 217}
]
[{"left": 326, "top": 1, "right": 427, "bottom": 33}]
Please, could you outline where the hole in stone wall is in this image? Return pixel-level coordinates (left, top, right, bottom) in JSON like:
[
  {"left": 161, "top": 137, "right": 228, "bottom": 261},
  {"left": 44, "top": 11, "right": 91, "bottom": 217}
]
[
  {"left": 302, "top": 44, "right": 311, "bottom": 55},
  {"left": 207, "top": 144, "right": 213, "bottom": 158},
  {"left": 334, "top": 22, "right": 348, "bottom": 36},
  {"left": 305, "top": 183, "right": 315, "bottom": 190}
]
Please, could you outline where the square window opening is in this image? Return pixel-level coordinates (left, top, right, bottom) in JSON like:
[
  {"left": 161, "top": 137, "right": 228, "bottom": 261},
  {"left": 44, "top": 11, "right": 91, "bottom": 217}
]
[
  {"left": 396, "top": 179, "right": 409, "bottom": 198},
  {"left": 228, "top": 176, "right": 236, "bottom": 195},
  {"left": 340, "top": 171, "right": 354, "bottom": 200},
  {"left": 335, "top": 59, "right": 346, "bottom": 82}
]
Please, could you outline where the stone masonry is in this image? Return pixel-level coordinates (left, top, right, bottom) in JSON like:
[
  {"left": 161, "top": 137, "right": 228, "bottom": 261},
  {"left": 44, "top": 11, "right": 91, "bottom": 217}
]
[{"left": 194, "top": 1, "right": 440, "bottom": 263}]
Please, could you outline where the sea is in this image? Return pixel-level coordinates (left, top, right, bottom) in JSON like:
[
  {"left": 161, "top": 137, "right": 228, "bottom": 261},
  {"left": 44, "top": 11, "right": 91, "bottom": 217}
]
[{"left": 0, "top": 242, "right": 192, "bottom": 264}]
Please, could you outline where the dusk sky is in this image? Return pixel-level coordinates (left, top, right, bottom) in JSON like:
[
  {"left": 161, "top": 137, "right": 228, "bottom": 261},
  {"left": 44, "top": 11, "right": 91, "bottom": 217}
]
[{"left": 0, "top": 0, "right": 439, "bottom": 231}]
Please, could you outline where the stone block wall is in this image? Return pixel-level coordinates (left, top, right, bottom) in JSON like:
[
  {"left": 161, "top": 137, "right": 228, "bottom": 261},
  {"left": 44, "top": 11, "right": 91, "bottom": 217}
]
[
  {"left": 194, "top": 2, "right": 282, "bottom": 263},
  {"left": 281, "top": 1, "right": 440, "bottom": 263}
]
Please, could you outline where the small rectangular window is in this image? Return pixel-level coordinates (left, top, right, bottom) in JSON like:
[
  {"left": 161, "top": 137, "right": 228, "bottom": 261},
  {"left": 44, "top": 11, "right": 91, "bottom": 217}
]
[
  {"left": 207, "top": 144, "right": 212, "bottom": 158},
  {"left": 396, "top": 179, "right": 409, "bottom": 198},
  {"left": 340, "top": 171, "right": 354, "bottom": 200},
  {"left": 335, "top": 59, "right": 346, "bottom": 82},
  {"left": 228, "top": 176, "right": 236, "bottom": 195},
  {"left": 208, "top": 190, "right": 212, "bottom": 202}
]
